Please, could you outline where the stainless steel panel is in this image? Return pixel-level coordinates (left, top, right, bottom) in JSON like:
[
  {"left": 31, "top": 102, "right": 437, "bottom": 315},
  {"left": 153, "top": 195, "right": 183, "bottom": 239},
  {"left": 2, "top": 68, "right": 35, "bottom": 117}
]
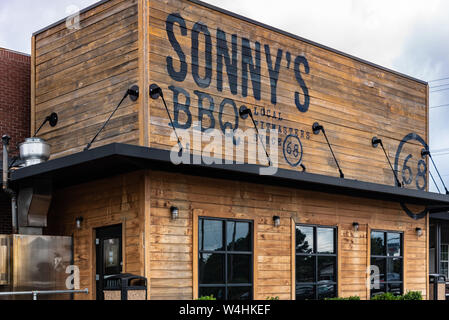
[
  {"left": 17, "top": 180, "right": 52, "bottom": 229},
  {"left": 0, "top": 236, "right": 11, "bottom": 286},
  {"left": 13, "top": 235, "right": 72, "bottom": 291}
]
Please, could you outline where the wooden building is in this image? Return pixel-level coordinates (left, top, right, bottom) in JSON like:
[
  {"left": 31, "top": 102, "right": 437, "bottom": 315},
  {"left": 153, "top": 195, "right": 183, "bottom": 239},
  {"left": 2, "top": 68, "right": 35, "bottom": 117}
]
[{"left": 8, "top": 0, "right": 449, "bottom": 300}]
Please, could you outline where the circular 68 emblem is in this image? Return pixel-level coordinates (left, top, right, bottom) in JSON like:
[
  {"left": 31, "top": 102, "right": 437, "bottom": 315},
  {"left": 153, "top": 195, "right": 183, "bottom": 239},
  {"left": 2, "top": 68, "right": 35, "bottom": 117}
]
[
  {"left": 394, "top": 133, "right": 429, "bottom": 220},
  {"left": 283, "top": 135, "right": 304, "bottom": 168}
]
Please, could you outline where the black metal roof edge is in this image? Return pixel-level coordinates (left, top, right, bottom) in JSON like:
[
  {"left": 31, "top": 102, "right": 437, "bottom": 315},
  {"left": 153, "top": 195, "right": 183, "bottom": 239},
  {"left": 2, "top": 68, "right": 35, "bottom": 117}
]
[
  {"left": 10, "top": 143, "right": 120, "bottom": 180},
  {"left": 10, "top": 143, "right": 449, "bottom": 206},
  {"left": 32, "top": 0, "right": 427, "bottom": 86},
  {"left": 188, "top": 0, "right": 427, "bottom": 86}
]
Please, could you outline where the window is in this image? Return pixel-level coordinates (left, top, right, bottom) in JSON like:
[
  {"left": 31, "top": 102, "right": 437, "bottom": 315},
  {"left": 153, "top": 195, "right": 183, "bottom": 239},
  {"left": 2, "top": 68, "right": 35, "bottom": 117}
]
[
  {"left": 441, "top": 244, "right": 449, "bottom": 278},
  {"left": 295, "top": 225, "right": 337, "bottom": 300},
  {"left": 198, "top": 218, "right": 253, "bottom": 300},
  {"left": 370, "top": 231, "right": 403, "bottom": 297}
]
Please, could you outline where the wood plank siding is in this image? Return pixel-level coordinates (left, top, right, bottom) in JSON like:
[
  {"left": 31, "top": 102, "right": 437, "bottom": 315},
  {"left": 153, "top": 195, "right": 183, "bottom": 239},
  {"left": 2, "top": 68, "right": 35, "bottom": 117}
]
[
  {"left": 32, "top": 0, "right": 430, "bottom": 300},
  {"left": 147, "top": 0, "right": 429, "bottom": 187},
  {"left": 32, "top": 0, "right": 429, "bottom": 188},
  {"left": 45, "top": 170, "right": 428, "bottom": 300},
  {"left": 46, "top": 171, "right": 145, "bottom": 300},
  {"left": 33, "top": 0, "right": 140, "bottom": 159}
]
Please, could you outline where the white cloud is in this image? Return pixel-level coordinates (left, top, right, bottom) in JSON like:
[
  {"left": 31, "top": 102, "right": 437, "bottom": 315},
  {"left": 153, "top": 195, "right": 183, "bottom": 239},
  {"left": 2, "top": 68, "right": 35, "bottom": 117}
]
[
  {"left": 202, "top": 0, "right": 442, "bottom": 70},
  {"left": 0, "top": 0, "right": 98, "bottom": 53}
]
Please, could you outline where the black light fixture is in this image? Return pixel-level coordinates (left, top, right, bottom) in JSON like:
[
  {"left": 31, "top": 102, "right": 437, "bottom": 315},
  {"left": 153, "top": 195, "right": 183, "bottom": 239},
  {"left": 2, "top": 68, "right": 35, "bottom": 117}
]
[
  {"left": 170, "top": 206, "right": 179, "bottom": 220},
  {"left": 150, "top": 84, "right": 184, "bottom": 153},
  {"left": 372, "top": 137, "right": 402, "bottom": 188},
  {"left": 353, "top": 222, "right": 360, "bottom": 232},
  {"left": 239, "top": 105, "right": 272, "bottom": 167},
  {"left": 421, "top": 148, "right": 449, "bottom": 195},
  {"left": 75, "top": 217, "right": 84, "bottom": 230},
  {"left": 84, "top": 85, "right": 139, "bottom": 151},
  {"left": 312, "top": 122, "right": 344, "bottom": 178},
  {"left": 273, "top": 216, "right": 281, "bottom": 228},
  {"left": 34, "top": 112, "right": 59, "bottom": 137},
  {"left": 416, "top": 227, "right": 423, "bottom": 237}
]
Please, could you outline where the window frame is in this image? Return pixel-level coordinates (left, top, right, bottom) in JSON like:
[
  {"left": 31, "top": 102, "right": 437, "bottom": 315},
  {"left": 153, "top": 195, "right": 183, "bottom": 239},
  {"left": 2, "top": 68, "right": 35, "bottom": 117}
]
[
  {"left": 440, "top": 244, "right": 449, "bottom": 279},
  {"left": 198, "top": 216, "right": 254, "bottom": 300},
  {"left": 295, "top": 223, "right": 338, "bottom": 300},
  {"left": 370, "top": 229, "right": 404, "bottom": 297}
]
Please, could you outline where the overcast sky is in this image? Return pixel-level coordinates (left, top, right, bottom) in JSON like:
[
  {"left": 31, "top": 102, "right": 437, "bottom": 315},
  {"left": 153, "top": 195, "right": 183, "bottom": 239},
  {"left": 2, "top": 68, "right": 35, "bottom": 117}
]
[{"left": 1, "top": 0, "right": 448, "bottom": 191}]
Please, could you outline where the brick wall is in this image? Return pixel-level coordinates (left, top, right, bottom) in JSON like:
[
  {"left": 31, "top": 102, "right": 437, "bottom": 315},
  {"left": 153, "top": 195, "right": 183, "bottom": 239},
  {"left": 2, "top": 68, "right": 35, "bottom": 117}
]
[{"left": 0, "top": 47, "right": 31, "bottom": 234}]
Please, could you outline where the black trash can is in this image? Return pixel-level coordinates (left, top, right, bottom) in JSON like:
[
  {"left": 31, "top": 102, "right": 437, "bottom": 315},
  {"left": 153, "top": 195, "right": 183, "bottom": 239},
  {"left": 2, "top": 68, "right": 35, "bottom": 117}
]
[
  {"left": 103, "top": 274, "right": 147, "bottom": 300},
  {"left": 429, "top": 274, "right": 446, "bottom": 300}
]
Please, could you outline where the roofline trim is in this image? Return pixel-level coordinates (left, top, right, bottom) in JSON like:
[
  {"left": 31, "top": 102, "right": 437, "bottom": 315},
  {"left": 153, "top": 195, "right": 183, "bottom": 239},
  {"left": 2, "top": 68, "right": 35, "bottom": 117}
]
[
  {"left": 9, "top": 143, "right": 449, "bottom": 207},
  {"left": 32, "top": 0, "right": 427, "bottom": 85}
]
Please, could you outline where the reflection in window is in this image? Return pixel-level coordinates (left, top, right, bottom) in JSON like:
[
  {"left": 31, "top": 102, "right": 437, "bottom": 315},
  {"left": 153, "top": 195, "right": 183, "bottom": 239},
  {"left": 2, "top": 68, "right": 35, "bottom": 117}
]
[
  {"left": 441, "top": 245, "right": 449, "bottom": 278},
  {"left": 104, "top": 239, "right": 120, "bottom": 268},
  {"left": 199, "top": 218, "right": 253, "bottom": 300},
  {"left": 296, "top": 225, "right": 337, "bottom": 300},
  {"left": 370, "top": 231, "right": 403, "bottom": 298}
]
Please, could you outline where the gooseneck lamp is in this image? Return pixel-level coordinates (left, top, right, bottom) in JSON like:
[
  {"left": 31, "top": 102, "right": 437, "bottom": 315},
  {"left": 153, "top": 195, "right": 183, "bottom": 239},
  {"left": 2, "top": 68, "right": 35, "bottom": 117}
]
[
  {"left": 312, "top": 122, "right": 344, "bottom": 179},
  {"left": 239, "top": 106, "right": 272, "bottom": 167},
  {"left": 34, "top": 112, "right": 59, "bottom": 137},
  {"left": 149, "top": 84, "right": 184, "bottom": 153},
  {"left": 421, "top": 148, "right": 449, "bottom": 195},
  {"left": 84, "top": 85, "right": 139, "bottom": 151},
  {"left": 371, "top": 137, "right": 402, "bottom": 187}
]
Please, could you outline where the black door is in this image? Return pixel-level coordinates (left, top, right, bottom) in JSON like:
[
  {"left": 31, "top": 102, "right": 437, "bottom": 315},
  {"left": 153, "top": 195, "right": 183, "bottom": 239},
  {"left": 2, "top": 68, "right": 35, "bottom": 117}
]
[{"left": 96, "top": 224, "right": 123, "bottom": 300}]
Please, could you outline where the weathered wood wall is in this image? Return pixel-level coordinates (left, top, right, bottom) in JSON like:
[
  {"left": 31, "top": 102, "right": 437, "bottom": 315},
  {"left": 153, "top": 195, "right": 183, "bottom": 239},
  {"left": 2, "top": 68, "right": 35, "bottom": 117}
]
[
  {"left": 32, "top": 0, "right": 429, "bottom": 189},
  {"left": 33, "top": 0, "right": 140, "bottom": 159},
  {"left": 34, "top": 0, "right": 431, "bottom": 301},
  {"left": 46, "top": 171, "right": 145, "bottom": 300},
  {"left": 146, "top": 170, "right": 427, "bottom": 300},
  {"left": 147, "top": 0, "right": 429, "bottom": 188}
]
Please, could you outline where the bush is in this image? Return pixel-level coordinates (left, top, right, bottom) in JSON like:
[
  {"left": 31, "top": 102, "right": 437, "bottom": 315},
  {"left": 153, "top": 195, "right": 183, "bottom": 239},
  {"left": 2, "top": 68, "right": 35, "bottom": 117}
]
[
  {"left": 371, "top": 291, "right": 423, "bottom": 301},
  {"left": 266, "top": 296, "right": 280, "bottom": 300},
  {"left": 402, "top": 291, "right": 423, "bottom": 300},
  {"left": 197, "top": 295, "right": 217, "bottom": 300},
  {"left": 325, "top": 296, "right": 361, "bottom": 301},
  {"left": 371, "top": 292, "right": 399, "bottom": 300}
]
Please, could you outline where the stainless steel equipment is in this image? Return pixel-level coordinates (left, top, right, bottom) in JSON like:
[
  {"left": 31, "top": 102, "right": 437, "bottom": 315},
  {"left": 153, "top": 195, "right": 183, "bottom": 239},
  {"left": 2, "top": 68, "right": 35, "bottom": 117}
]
[
  {"left": 0, "top": 236, "right": 11, "bottom": 286},
  {"left": 17, "top": 179, "right": 52, "bottom": 232},
  {"left": 0, "top": 234, "right": 73, "bottom": 300},
  {"left": 19, "top": 138, "right": 50, "bottom": 167}
]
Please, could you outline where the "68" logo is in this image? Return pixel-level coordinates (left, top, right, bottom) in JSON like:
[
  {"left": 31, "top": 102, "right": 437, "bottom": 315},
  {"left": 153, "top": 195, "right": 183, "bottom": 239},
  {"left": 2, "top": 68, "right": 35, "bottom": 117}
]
[
  {"left": 394, "top": 133, "right": 429, "bottom": 220},
  {"left": 402, "top": 154, "right": 427, "bottom": 191},
  {"left": 283, "top": 135, "right": 304, "bottom": 167}
]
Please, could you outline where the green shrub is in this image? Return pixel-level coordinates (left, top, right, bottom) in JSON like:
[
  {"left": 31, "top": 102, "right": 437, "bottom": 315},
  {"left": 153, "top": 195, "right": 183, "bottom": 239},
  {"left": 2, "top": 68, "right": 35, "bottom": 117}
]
[
  {"left": 325, "top": 296, "right": 361, "bottom": 301},
  {"left": 402, "top": 291, "right": 423, "bottom": 300},
  {"left": 371, "top": 292, "right": 399, "bottom": 300},
  {"left": 197, "top": 295, "right": 217, "bottom": 300},
  {"left": 371, "top": 291, "right": 423, "bottom": 301},
  {"left": 266, "top": 296, "right": 280, "bottom": 300}
]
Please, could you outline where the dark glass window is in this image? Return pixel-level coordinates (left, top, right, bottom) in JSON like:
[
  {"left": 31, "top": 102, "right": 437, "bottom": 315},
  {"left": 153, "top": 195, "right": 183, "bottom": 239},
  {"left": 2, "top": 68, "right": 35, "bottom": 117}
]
[
  {"left": 370, "top": 231, "right": 403, "bottom": 298},
  {"left": 199, "top": 218, "right": 253, "bottom": 300},
  {"left": 296, "top": 225, "right": 337, "bottom": 300}
]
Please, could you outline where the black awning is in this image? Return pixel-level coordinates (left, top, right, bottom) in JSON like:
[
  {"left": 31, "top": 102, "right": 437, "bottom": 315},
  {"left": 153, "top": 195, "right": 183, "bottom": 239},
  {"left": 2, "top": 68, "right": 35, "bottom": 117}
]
[
  {"left": 430, "top": 212, "right": 449, "bottom": 220},
  {"left": 9, "top": 143, "right": 449, "bottom": 207}
]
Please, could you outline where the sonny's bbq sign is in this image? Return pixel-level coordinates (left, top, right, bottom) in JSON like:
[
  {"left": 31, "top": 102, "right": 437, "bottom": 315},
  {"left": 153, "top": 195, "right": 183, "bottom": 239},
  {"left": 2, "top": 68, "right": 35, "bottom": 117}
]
[
  {"left": 150, "top": 10, "right": 311, "bottom": 169},
  {"left": 148, "top": 0, "right": 429, "bottom": 187}
]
